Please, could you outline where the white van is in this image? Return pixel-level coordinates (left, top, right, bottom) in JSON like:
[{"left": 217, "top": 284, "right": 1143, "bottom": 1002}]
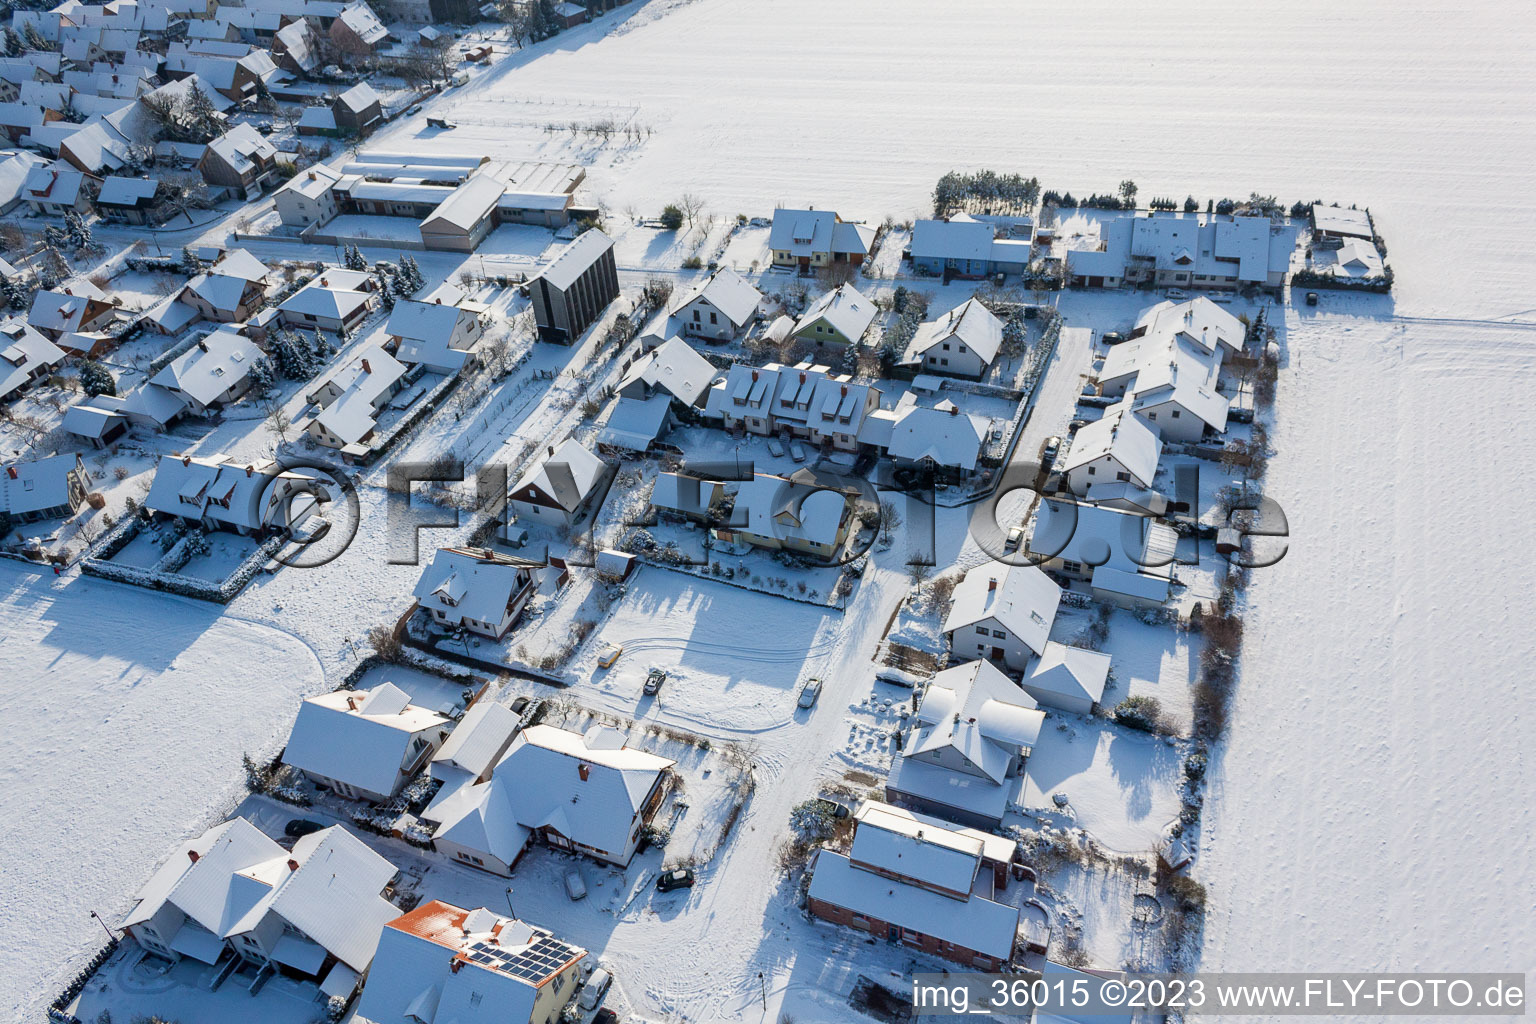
[{"left": 579, "top": 967, "right": 612, "bottom": 1011}]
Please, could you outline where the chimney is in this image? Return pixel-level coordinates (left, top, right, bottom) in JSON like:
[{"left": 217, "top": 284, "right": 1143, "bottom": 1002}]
[
  {"left": 182, "top": 455, "right": 191, "bottom": 466},
  {"left": 5, "top": 466, "right": 14, "bottom": 479},
  {"left": 286, "top": 859, "right": 299, "bottom": 872},
  {"left": 750, "top": 370, "right": 758, "bottom": 381},
  {"left": 64, "top": 287, "right": 73, "bottom": 296},
  {"left": 578, "top": 763, "right": 590, "bottom": 782},
  {"left": 360, "top": 358, "right": 371, "bottom": 374},
  {"left": 434, "top": 297, "right": 442, "bottom": 304},
  {"left": 450, "top": 959, "right": 463, "bottom": 974},
  {"left": 320, "top": 277, "right": 328, "bottom": 286},
  {"left": 196, "top": 340, "right": 208, "bottom": 352},
  {"left": 187, "top": 849, "right": 200, "bottom": 863},
  {"left": 948, "top": 405, "right": 958, "bottom": 416},
  {"left": 839, "top": 384, "right": 847, "bottom": 396},
  {"left": 245, "top": 464, "right": 253, "bottom": 477},
  {"left": 307, "top": 171, "right": 316, "bottom": 181},
  {"left": 986, "top": 578, "right": 997, "bottom": 593},
  {"left": 346, "top": 696, "right": 357, "bottom": 710},
  {"left": 547, "top": 445, "right": 554, "bottom": 458}
]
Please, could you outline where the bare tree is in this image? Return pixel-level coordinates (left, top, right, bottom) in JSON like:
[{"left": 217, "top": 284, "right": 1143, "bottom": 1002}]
[
  {"left": 264, "top": 398, "right": 292, "bottom": 441},
  {"left": 877, "top": 500, "right": 902, "bottom": 540},
  {"left": 679, "top": 192, "right": 706, "bottom": 234}
]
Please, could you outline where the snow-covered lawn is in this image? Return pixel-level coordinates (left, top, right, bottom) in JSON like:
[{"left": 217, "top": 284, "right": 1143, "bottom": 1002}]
[{"left": 0, "top": 569, "right": 324, "bottom": 1023}]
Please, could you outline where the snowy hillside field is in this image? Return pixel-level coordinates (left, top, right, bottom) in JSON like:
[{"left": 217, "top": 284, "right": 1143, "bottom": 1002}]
[{"left": 2, "top": 0, "right": 1534, "bottom": 1021}]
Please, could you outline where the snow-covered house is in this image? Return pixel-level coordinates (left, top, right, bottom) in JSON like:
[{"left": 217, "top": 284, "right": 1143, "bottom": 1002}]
[
  {"left": 1096, "top": 298, "right": 1241, "bottom": 444},
  {"left": 807, "top": 799, "right": 1021, "bottom": 970},
  {"left": 865, "top": 394, "right": 990, "bottom": 477},
  {"left": 614, "top": 335, "right": 715, "bottom": 410},
  {"left": 943, "top": 561, "right": 1061, "bottom": 673},
  {"left": 386, "top": 283, "right": 486, "bottom": 373},
  {"left": 767, "top": 207, "right": 874, "bottom": 271},
  {"left": 412, "top": 546, "right": 541, "bottom": 640},
  {"left": 279, "top": 269, "right": 377, "bottom": 334},
  {"left": 703, "top": 360, "right": 882, "bottom": 452},
  {"left": 1328, "top": 238, "right": 1385, "bottom": 279},
  {"left": 329, "top": 1, "right": 389, "bottom": 54},
  {"left": 789, "top": 282, "right": 876, "bottom": 349},
  {"left": 670, "top": 267, "right": 761, "bottom": 341},
  {"left": 1060, "top": 402, "right": 1163, "bottom": 496},
  {"left": 898, "top": 297, "right": 1004, "bottom": 379},
  {"left": 1027, "top": 498, "right": 1176, "bottom": 608},
  {"left": 885, "top": 660, "right": 1045, "bottom": 828},
  {"left": 303, "top": 342, "right": 407, "bottom": 451},
  {"left": 529, "top": 228, "right": 618, "bottom": 343},
  {"left": 0, "top": 320, "right": 65, "bottom": 404},
  {"left": 332, "top": 81, "right": 382, "bottom": 134},
  {"left": 119, "top": 816, "right": 400, "bottom": 991},
  {"left": 356, "top": 901, "right": 586, "bottom": 1024},
  {"left": 198, "top": 122, "right": 278, "bottom": 198},
  {"left": 62, "top": 394, "right": 130, "bottom": 447},
  {"left": 274, "top": 163, "right": 341, "bottom": 227},
  {"left": 0, "top": 149, "right": 46, "bottom": 212},
  {"left": 430, "top": 724, "right": 675, "bottom": 874},
  {"left": 146, "top": 325, "right": 264, "bottom": 415},
  {"left": 507, "top": 439, "right": 609, "bottom": 527},
  {"left": 1, "top": 452, "right": 90, "bottom": 522},
  {"left": 144, "top": 453, "right": 320, "bottom": 535},
  {"left": 648, "top": 471, "right": 729, "bottom": 523},
  {"left": 28, "top": 280, "right": 118, "bottom": 340},
  {"left": 179, "top": 247, "right": 270, "bottom": 322},
  {"left": 714, "top": 469, "right": 857, "bottom": 561},
  {"left": 272, "top": 18, "right": 322, "bottom": 73},
  {"left": 283, "top": 682, "right": 451, "bottom": 802},
  {"left": 1022, "top": 641, "right": 1110, "bottom": 715},
  {"left": 22, "top": 163, "right": 95, "bottom": 216},
  {"left": 428, "top": 701, "right": 521, "bottom": 798},
  {"left": 909, "top": 214, "right": 1032, "bottom": 278},
  {"left": 94, "top": 174, "right": 159, "bottom": 224}
]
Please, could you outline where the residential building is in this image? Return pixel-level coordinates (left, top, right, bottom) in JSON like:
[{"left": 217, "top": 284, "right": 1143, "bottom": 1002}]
[
  {"left": 198, "top": 123, "right": 278, "bottom": 198},
  {"left": 943, "top": 560, "right": 1061, "bottom": 673},
  {"left": 713, "top": 469, "right": 857, "bottom": 561},
  {"left": 143, "top": 453, "right": 321, "bottom": 535},
  {"left": 62, "top": 394, "right": 130, "bottom": 447},
  {"left": 429, "top": 724, "right": 675, "bottom": 873},
  {"left": 1060, "top": 402, "right": 1163, "bottom": 496},
  {"left": 1, "top": 452, "right": 90, "bottom": 522},
  {"left": 418, "top": 174, "right": 503, "bottom": 252},
  {"left": 283, "top": 681, "right": 452, "bottom": 802},
  {"left": 330, "top": 1, "right": 389, "bottom": 54},
  {"left": 279, "top": 269, "right": 377, "bottom": 334},
  {"left": 1027, "top": 498, "right": 1177, "bottom": 608},
  {"left": 274, "top": 163, "right": 341, "bottom": 227},
  {"left": 303, "top": 342, "right": 407, "bottom": 451},
  {"left": 885, "top": 660, "right": 1045, "bottom": 828},
  {"left": 529, "top": 229, "right": 619, "bottom": 343},
  {"left": 789, "top": 282, "right": 876, "bottom": 349},
  {"left": 386, "top": 283, "right": 487, "bottom": 373},
  {"left": 648, "top": 471, "right": 729, "bottom": 523},
  {"left": 1310, "top": 204, "right": 1374, "bottom": 241},
  {"left": 428, "top": 701, "right": 522, "bottom": 800},
  {"left": 669, "top": 267, "right": 761, "bottom": 341},
  {"left": 703, "top": 360, "right": 881, "bottom": 452},
  {"left": 332, "top": 81, "right": 383, "bottom": 134},
  {"left": 1065, "top": 212, "right": 1291, "bottom": 292},
  {"left": 909, "top": 214, "right": 1032, "bottom": 278},
  {"left": 412, "top": 546, "right": 541, "bottom": 640},
  {"left": 613, "top": 335, "right": 715, "bottom": 410},
  {"left": 119, "top": 816, "right": 400, "bottom": 992},
  {"left": 180, "top": 248, "right": 270, "bottom": 322},
  {"left": 507, "top": 439, "right": 609, "bottom": 527},
  {"left": 898, "top": 297, "right": 1003, "bottom": 378},
  {"left": 22, "top": 163, "right": 94, "bottom": 216},
  {"left": 0, "top": 320, "right": 65, "bottom": 404},
  {"left": 1097, "top": 298, "right": 1241, "bottom": 443},
  {"left": 147, "top": 326, "right": 264, "bottom": 415},
  {"left": 1022, "top": 641, "right": 1111, "bottom": 715},
  {"left": 94, "top": 174, "right": 159, "bottom": 224},
  {"left": 767, "top": 207, "right": 874, "bottom": 271},
  {"left": 356, "top": 901, "right": 586, "bottom": 1024},
  {"left": 863, "top": 394, "right": 990, "bottom": 477},
  {"left": 28, "top": 281, "right": 117, "bottom": 340},
  {"left": 0, "top": 149, "right": 46, "bottom": 212},
  {"left": 272, "top": 18, "right": 322, "bottom": 73},
  {"left": 807, "top": 800, "right": 1020, "bottom": 970}
]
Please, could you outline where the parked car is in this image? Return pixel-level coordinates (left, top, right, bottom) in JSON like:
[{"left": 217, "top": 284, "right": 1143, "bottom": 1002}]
[
  {"left": 1306, "top": 291, "right": 1319, "bottom": 306},
  {"left": 1166, "top": 288, "right": 1189, "bottom": 299},
  {"left": 406, "top": 104, "right": 422, "bottom": 115},
  {"left": 1003, "top": 525, "right": 1025, "bottom": 554},
  {"left": 1101, "top": 330, "right": 1126, "bottom": 345},
  {"left": 254, "top": 121, "right": 274, "bottom": 135},
  {"left": 593, "top": 1010, "right": 620, "bottom": 1024},
  {"left": 284, "top": 818, "right": 324, "bottom": 838},
  {"left": 564, "top": 870, "right": 587, "bottom": 901},
  {"left": 579, "top": 968, "right": 613, "bottom": 1011},
  {"left": 789, "top": 441, "right": 808, "bottom": 463},
  {"left": 766, "top": 438, "right": 786, "bottom": 458},
  {"left": 1041, "top": 435, "right": 1062, "bottom": 467},
  {"left": 427, "top": 116, "right": 456, "bottom": 129},
  {"left": 656, "top": 867, "right": 696, "bottom": 892},
  {"left": 797, "top": 677, "right": 823, "bottom": 708},
  {"left": 598, "top": 644, "right": 623, "bottom": 669},
  {"left": 812, "top": 798, "right": 850, "bottom": 819},
  {"left": 509, "top": 695, "right": 530, "bottom": 714},
  {"left": 643, "top": 667, "right": 667, "bottom": 696}
]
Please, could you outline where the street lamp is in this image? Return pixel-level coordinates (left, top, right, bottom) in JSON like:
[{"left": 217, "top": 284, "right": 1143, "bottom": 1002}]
[
  {"left": 504, "top": 887, "right": 516, "bottom": 918},
  {"left": 89, "top": 910, "right": 116, "bottom": 942},
  {"left": 758, "top": 971, "right": 766, "bottom": 1011}
]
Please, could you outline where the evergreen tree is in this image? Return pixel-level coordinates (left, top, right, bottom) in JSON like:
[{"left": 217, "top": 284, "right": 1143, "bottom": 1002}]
[
  {"left": 248, "top": 355, "right": 276, "bottom": 397},
  {"left": 79, "top": 360, "right": 116, "bottom": 397},
  {"left": 180, "top": 246, "right": 203, "bottom": 275},
  {"left": 0, "top": 273, "right": 27, "bottom": 310},
  {"left": 2, "top": 27, "right": 21, "bottom": 56}
]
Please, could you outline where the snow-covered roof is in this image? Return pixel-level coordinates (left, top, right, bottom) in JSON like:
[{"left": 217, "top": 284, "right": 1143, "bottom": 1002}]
[
  {"left": 28, "top": 281, "right": 110, "bottom": 334},
  {"left": 149, "top": 327, "right": 262, "bottom": 406},
  {"left": 854, "top": 799, "right": 1016, "bottom": 865},
  {"left": 1311, "top": 204, "right": 1373, "bottom": 239},
  {"left": 883, "top": 396, "right": 988, "bottom": 471},
  {"left": 535, "top": 228, "right": 614, "bottom": 290},
  {"left": 905, "top": 660, "right": 1044, "bottom": 785},
  {"left": 387, "top": 295, "right": 473, "bottom": 346},
  {"left": 184, "top": 251, "right": 267, "bottom": 314},
  {"left": 297, "top": 105, "right": 337, "bottom": 131},
  {"left": 422, "top": 174, "right": 504, "bottom": 233},
  {"left": 336, "top": 80, "right": 380, "bottom": 113},
  {"left": 649, "top": 471, "right": 727, "bottom": 519},
  {"left": 1029, "top": 499, "right": 1175, "bottom": 597},
  {"left": 268, "top": 826, "right": 400, "bottom": 971},
  {"left": 1330, "top": 238, "right": 1384, "bottom": 278},
  {"left": 143, "top": 453, "right": 308, "bottom": 531},
  {"left": 359, "top": 901, "right": 586, "bottom": 1024},
  {"left": 597, "top": 394, "right": 671, "bottom": 451},
  {"left": 911, "top": 215, "right": 996, "bottom": 263},
  {"left": 412, "top": 547, "right": 536, "bottom": 631},
  {"left": 510, "top": 438, "right": 606, "bottom": 513},
  {"left": 730, "top": 471, "right": 852, "bottom": 549},
  {"left": 943, "top": 560, "right": 1060, "bottom": 656},
  {"left": 1025, "top": 641, "right": 1111, "bottom": 709},
  {"left": 1059, "top": 402, "right": 1162, "bottom": 487},
  {"left": 432, "top": 700, "right": 521, "bottom": 780},
  {"left": 1131, "top": 297, "right": 1245, "bottom": 356},
  {"left": 0, "top": 320, "right": 66, "bottom": 403},
  {"left": 0, "top": 149, "right": 46, "bottom": 208},
  {"left": 96, "top": 174, "right": 158, "bottom": 207},
  {"left": 284, "top": 682, "right": 450, "bottom": 797},
  {"left": 22, "top": 163, "right": 89, "bottom": 206},
  {"left": 1, "top": 452, "right": 82, "bottom": 517},
  {"left": 900, "top": 297, "right": 1003, "bottom": 366},
  {"left": 792, "top": 283, "right": 875, "bottom": 343},
  {"left": 278, "top": 162, "right": 341, "bottom": 200},
  {"left": 670, "top": 267, "right": 762, "bottom": 327},
  {"left": 849, "top": 805, "right": 984, "bottom": 895},
  {"left": 281, "top": 272, "right": 374, "bottom": 322},
  {"left": 808, "top": 850, "right": 1019, "bottom": 959},
  {"left": 205, "top": 122, "right": 275, "bottom": 175},
  {"left": 62, "top": 393, "right": 128, "bottom": 439},
  {"left": 336, "top": 1, "right": 388, "bottom": 45},
  {"left": 618, "top": 335, "right": 715, "bottom": 407},
  {"left": 768, "top": 207, "right": 871, "bottom": 258}
]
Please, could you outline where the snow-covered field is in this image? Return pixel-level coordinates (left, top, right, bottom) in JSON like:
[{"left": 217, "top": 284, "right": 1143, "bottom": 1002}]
[{"left": 3, "top": 0, "right": 1535, "bottom": 1021}]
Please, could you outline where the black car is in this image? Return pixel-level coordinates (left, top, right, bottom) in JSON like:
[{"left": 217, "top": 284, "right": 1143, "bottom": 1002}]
[
  {"left": 509, "top": 696, "right": 530, "bottom": 714},
  {"left": 1101, "top": 330, "right": 1126, "bottom": 344},
  {"left": 1305, "top": 291, "right": 1320, "bottom": 306},
  {"left": 812, "top": 798, "right": 850, "bottom": 819},
  {"left": 656, "top": 868, "right": 696, "bottom": 892},
  {"left": 593, "top": 1010, "right": 620, "bottom": 1024},
  {"left": 284, "top": 818, "right": 324, "bottom": 838}
]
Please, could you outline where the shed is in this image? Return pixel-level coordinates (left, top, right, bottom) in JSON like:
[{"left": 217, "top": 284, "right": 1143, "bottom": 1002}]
[{"left": 594, "top": 547, "right": 634, "bottom": 581}]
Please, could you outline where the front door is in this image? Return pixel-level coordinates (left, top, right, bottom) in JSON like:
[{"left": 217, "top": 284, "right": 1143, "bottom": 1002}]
[{"left": 991, "top": 647, "right": 1005, "bottom": 661}]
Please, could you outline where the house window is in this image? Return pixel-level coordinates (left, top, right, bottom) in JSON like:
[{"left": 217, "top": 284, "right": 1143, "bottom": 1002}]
[
  {"left": 1170, "top": 410, "right": 1181, "bottom": 418},
  {"left": 709, "top": 312, "right": 718, "bottom": 324},
  {"left": 1147, "top": 412, "right": 1157, "bottom": 420},
  {"left": 1087, "top": 466, "right": 1096, "bottom": 475},
  {"left": 1117, "top": 471, "right": 1130, "bottom": 481},
  {"left": 942, "top": 343, "right": 950, "bottom": 351},
  {"left": 976, "top": 626, "right": 989, "bottom": 635},
  {"left": 1061, "top": 559, "right": 1083, "bottom": 574},
  {"left": 940, "top": 358, "right": 948, "bottom": 366},
  {"left": 692, "top": 309, "right": 700, "bottom": 321},
  {"left": 992, "top": 629, "right": 1006, "bottom": 639},
  {"left": 977, "top": 644, "right": 987, "bottom": 654}
]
